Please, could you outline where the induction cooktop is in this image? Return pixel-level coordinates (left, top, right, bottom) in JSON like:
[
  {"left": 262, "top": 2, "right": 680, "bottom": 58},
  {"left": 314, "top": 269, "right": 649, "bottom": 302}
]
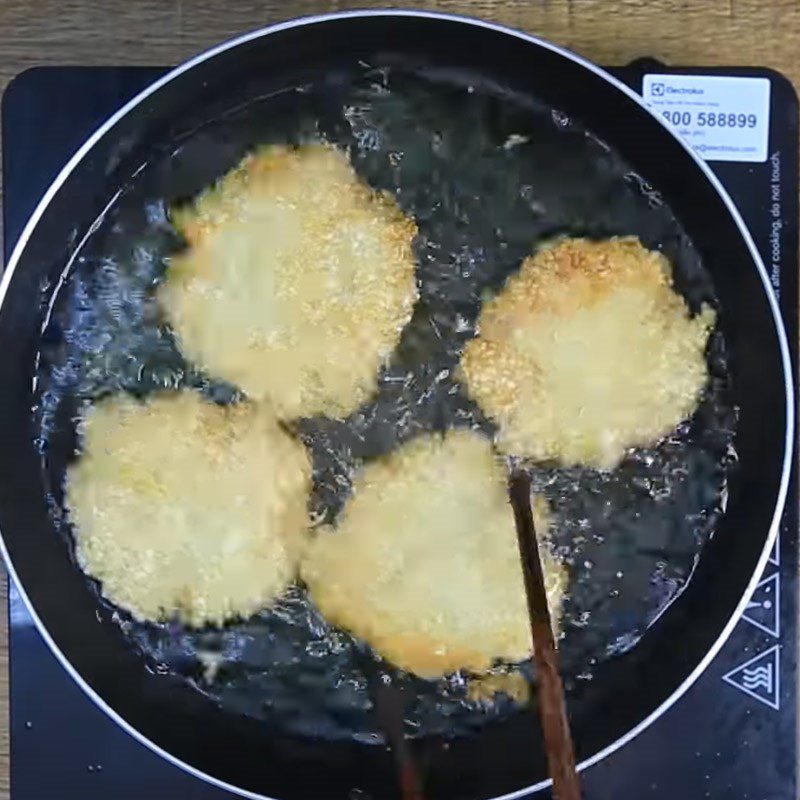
[{"left": 2, "top": 63, "right": 797, "bottom": 799}]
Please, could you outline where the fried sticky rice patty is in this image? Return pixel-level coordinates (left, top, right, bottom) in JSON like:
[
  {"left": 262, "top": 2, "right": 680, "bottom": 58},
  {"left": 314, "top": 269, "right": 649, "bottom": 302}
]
[
  {"left": 461, "top": 237, "right": 714, "bottom": 469},
  {"left": 159, "top": 143, "right": 418, "bottom": 418},
  {"left": 302, "top": 430, "right": 566, "bottom": 677},
  {"left": 67, "top": 392, "right": 311, "bottom": 626}
]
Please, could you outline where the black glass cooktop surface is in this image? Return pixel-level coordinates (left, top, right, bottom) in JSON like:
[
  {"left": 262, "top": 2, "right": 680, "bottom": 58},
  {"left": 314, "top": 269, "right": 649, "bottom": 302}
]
[{"left": 3, "top": 64, "right": 797, "bottom": 799}]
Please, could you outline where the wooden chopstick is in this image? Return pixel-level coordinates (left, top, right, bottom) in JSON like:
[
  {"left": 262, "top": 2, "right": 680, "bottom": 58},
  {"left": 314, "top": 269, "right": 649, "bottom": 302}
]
[
  {"left": 508, "top": 470, "right": 582, "bottom": 800},
  {"left": 374, "top": 679, "right": 426, "bottom": 800}
]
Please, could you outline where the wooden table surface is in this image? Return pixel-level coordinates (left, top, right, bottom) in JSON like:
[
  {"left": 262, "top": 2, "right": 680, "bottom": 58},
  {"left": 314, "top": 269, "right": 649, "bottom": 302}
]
[{"left": 0, "top": 0, "right": 797, "bottom": 796}]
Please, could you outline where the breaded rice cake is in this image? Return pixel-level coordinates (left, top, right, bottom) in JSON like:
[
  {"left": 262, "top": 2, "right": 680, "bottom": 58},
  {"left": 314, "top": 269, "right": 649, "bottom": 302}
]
[
  {"left": 461, "top": 237, "right": 714, "bottom": 469},
  {"left": 302, "top": 430, "right": 566, "bottom": 677},
  {"left": 159, "top": 143, "right": 418, "bottom": 418},
  {"left": 67, "top": 392, "right": 311, "bottom": 626}
]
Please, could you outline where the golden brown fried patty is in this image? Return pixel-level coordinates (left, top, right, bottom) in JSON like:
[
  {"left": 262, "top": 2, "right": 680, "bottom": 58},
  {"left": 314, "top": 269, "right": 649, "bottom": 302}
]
[
  {"left": 67, "top": 393, "right": 311, "bottom": 626},
  {"left": 159, "top": 143, "right": 418, "bottom": 418},
  {"left": 301, "top": 430, "right": 566, "bottom": 678},
  {"left": 461, "top": 237, "right": 714, "bottom": 469}
]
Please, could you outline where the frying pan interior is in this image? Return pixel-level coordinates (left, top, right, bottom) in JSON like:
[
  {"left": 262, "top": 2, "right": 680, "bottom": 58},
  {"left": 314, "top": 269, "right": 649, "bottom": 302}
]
[{"left": 0, "top": 12, "right": 790, "bottom": 800}]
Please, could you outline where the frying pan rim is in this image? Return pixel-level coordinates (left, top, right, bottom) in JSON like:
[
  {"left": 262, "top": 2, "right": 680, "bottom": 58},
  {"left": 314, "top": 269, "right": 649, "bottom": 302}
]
[{"left": 0, "top": 9, "right": 793, "bottom": 800}]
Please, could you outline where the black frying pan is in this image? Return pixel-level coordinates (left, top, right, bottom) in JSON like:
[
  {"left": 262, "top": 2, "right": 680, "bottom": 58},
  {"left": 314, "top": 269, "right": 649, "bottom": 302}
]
[{"left": 0, "top": 11, "right": 792, "bottom": 800}]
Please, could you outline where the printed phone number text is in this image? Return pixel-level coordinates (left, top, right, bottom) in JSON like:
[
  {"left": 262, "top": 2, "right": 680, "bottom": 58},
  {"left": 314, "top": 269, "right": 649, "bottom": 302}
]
[{"left": 661, "top": 111, "right": 758, "bottom": 128}]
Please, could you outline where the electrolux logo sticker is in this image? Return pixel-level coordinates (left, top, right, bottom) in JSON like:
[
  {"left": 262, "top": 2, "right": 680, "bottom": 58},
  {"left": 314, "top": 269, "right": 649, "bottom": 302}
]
[
  {"left": 663, "top": 86, "right": 704, "bottom": 95},
  {"left": 642, "top": 74, "right": 770, "bottom": 163}
]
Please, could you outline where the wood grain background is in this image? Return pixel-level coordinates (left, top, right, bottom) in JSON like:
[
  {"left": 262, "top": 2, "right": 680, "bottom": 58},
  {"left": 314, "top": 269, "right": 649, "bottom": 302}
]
[{"left": 0, "top": 1, "right": 797, "bottom": 796}]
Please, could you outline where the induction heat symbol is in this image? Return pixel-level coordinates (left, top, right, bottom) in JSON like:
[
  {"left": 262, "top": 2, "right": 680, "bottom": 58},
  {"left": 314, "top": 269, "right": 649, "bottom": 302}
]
[
  {"left": 742, "top": 571, "right": 779, "bottom": 638},
  {"left": 741, "top": 664, "right": 772, "bottom": 691},
  {"left": 722, "top": 644, "right": 780, "bottom": 711}
]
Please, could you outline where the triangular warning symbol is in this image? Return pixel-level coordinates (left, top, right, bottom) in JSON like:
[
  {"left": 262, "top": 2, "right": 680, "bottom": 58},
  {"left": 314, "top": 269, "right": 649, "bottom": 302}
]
[
  {"left": 742, "top": 571, "right": 779, "bottom": 638},
  {"left": 768, "top": 530, "right": 780, "bottom": 567},
  {"left": 722, "top": 644, "right": 780, "bottom": 710}
]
